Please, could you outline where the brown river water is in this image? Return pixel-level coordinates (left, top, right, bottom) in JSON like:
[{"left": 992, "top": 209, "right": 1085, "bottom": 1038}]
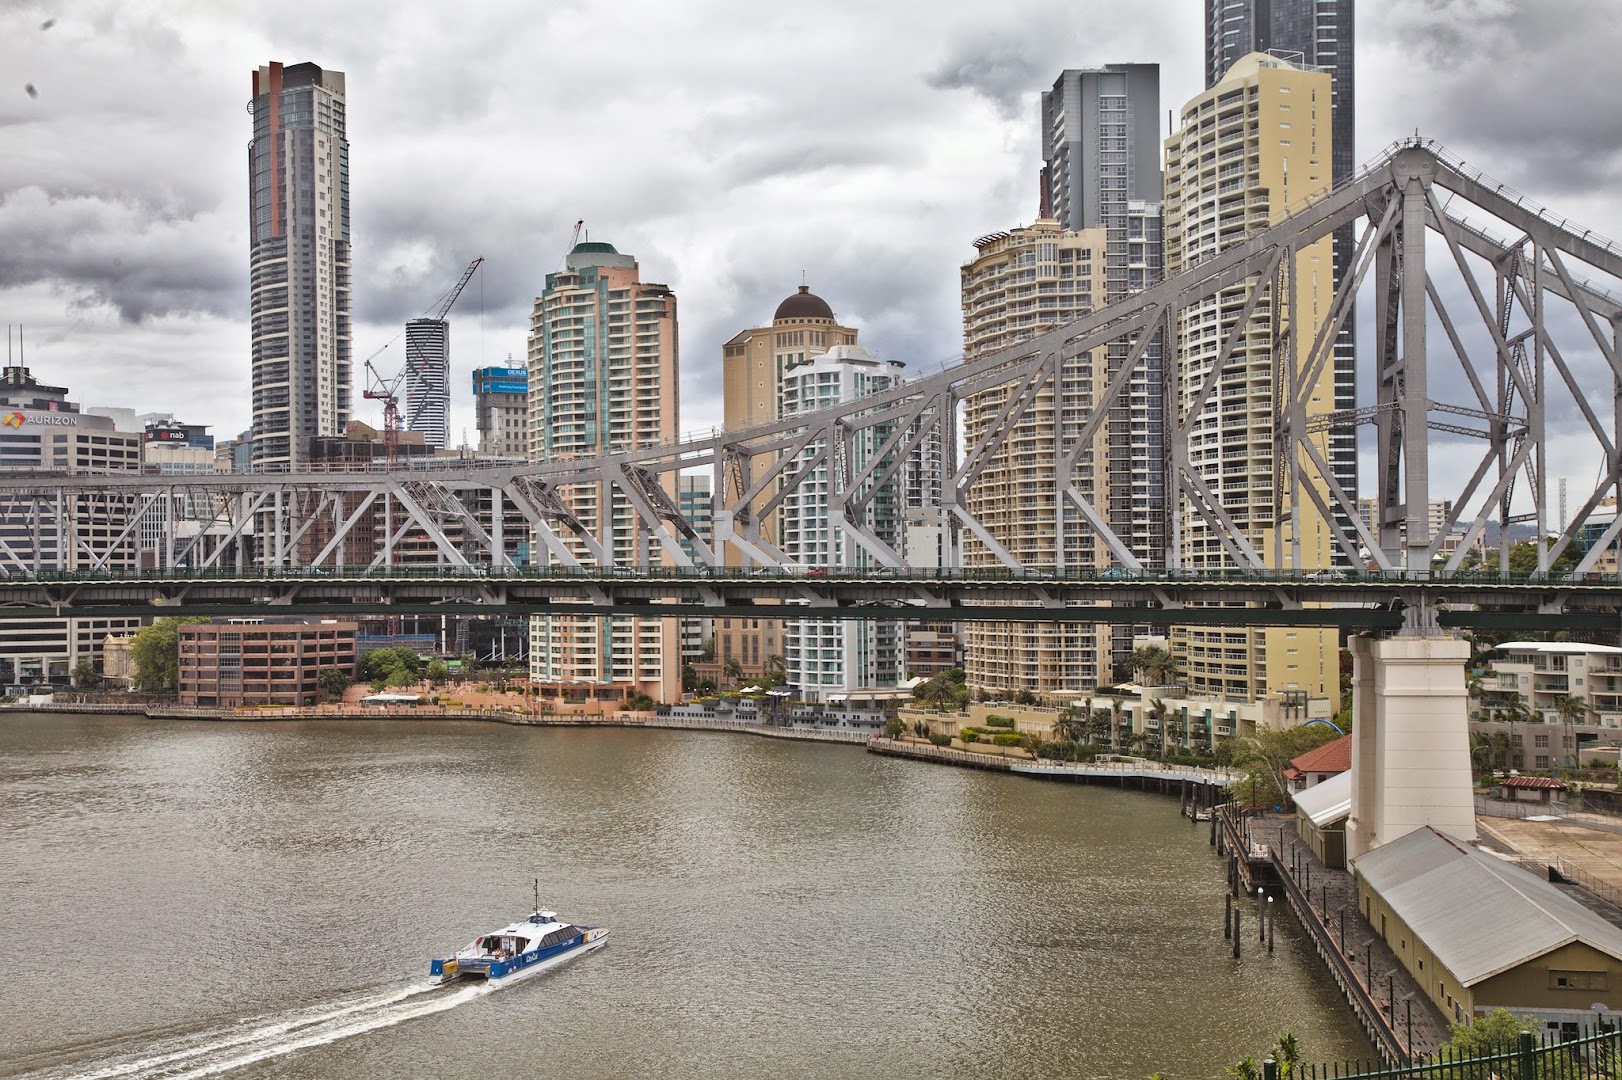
[{"left": 0, "top": 714, "right": 1371, "bottom": 1079}]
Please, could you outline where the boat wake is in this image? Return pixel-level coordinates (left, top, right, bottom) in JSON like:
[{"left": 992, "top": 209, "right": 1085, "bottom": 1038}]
[{"left": 9, "top": 979, "right": 493, "bottom": 1080}]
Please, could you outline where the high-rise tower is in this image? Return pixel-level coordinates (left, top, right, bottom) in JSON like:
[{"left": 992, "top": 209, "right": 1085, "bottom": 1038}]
[
  {"left": 1165, "top": 53, "right": 1337, "bottom": 704},
  {"left": 1205, "top": 0, "right": 1357, "bottom": 532},
  {"left": 404, "top": 319, "right": 449, "bottom": 449},
  {"left": 527, "top": 240, "right": 681, "bottom": 705},
  {"left": 959, "top": 63, "right": 1164, "bottom": 699},
  {"left": 248, "top": 61, "right": 351, "bottom": 472}
]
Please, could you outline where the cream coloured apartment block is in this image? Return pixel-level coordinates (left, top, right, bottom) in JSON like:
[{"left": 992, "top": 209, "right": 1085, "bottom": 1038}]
[{"left": 959, "top": 221, "right": 1116, "bottom": 694}]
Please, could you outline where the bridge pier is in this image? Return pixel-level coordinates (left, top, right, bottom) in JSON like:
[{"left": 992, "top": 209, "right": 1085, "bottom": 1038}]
[{"left": 1346, "top": 633, "right": 1476, "bottom": 860}]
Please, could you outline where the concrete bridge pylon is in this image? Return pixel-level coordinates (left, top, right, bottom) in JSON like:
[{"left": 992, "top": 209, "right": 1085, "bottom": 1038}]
[{"left": 1346, "top": 632, "right": 1477, "bottom": 859}]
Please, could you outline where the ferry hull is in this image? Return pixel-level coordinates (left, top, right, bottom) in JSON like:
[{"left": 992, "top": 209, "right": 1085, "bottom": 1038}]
[{"left": 431, "top": 928, "right": 608, "bottom": 987}]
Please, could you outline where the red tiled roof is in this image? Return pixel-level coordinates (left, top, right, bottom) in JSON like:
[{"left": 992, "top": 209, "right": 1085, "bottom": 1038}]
[
  {"left": 1500, "top": 775, "right": 1567, "bottom": 790},
  {"left": 1288, "top": 734, "right": 1352, "bottom": 776}
]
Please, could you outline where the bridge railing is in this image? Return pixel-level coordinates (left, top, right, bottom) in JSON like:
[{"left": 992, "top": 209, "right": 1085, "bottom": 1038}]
[{"left": 0, "top": 563, "right": 1613, "bottom": 586}]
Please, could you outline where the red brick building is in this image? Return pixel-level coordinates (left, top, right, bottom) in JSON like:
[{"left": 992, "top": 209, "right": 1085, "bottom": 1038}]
[{"left": 178, "top": 620, "right": 357, "bottom": 707}]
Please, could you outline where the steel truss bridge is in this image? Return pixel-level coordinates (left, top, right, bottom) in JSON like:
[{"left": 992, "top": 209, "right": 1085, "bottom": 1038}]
[{"left": 3, "top": 140, "right": 1622, "bottom": 632}]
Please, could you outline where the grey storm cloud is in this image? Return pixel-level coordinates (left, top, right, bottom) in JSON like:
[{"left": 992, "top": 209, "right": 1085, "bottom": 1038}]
[
  {"left": 2, "top": 0, "right": 1621, "bottom": 455},
  {"left": 927, "top": 39, "right": 1045, "bottom": 119},
  {"left": 1364, "top": 0, "right": 1622, "bottom": 193}
]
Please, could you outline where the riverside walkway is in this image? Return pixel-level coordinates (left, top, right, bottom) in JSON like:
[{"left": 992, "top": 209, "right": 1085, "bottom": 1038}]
[{"left": 866, "top": 737, "right": 1238, "bottom": 795}]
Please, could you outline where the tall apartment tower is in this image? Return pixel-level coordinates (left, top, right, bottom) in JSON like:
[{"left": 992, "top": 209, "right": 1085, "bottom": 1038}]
[
  {"left": 1206, "top": 0, "right": 1357, "bottom": 530},
  {"left": 527, "top": 240, "right": 681, "bottom": 704},
  {"left": 780, "top": 345, "right": 909, "bottom": 702},
  {"left": 248, "top": 61, "right": 351, "bottom": 472},
  {"left": 714, "top": 287, "right": 860, "bottom": 681},
  {"left": 1164, "top": 54, "right": 1337, "bottom": 704},
  {"left": 960, "top": 222, "right": 1113, "bottom": 694},
  {"left": 404, "top": 318, "right": 449, "bottom": 449},
  {"left": 1039, "top": 64, "right": 1162, "bottom": 234},
  {"left": 958, "top": 64, "right": 1163, "bottom": 699}
]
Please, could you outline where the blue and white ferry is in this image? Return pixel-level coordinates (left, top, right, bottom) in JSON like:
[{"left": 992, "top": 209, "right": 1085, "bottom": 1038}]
[{"left": 429, "top": 899, "right": 608, "bottom": 988}]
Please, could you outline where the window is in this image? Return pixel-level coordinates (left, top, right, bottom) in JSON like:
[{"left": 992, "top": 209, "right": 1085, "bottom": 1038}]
[{"left": 1551, "top": 970, "right": 1607, "bottom": 991}]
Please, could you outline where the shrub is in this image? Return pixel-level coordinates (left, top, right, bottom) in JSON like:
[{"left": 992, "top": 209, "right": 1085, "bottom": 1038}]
[
  {"left": 960, "top": 730, "right": 979, "bottom": 744},
  {"left": 992, "top": 732, "right": 1022, "bottom": 747},
  {"left": 982, "top": 714, "right": 1015, "bottom": 728},
  {"left": 928, "top": 733, "right": 952, "bottom": 747}
]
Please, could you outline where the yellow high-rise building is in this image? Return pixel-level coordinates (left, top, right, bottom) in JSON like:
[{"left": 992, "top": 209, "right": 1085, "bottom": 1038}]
[{"left": 1164, "top": 53, "right": 1338, "bottom": 703}]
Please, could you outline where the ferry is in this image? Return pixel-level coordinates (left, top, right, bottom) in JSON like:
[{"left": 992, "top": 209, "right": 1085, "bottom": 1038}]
[{"left": 429, "top": 893, "right": 608, "bottom": 987}]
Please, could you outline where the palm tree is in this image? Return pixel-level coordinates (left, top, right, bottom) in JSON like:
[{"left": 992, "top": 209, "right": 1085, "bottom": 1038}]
[
  {"left": 1498, "top": 698, "right": 1533, "bottom": 770},
  {"left": 1132, "top": 645, "right": 1179, "bottom": 688},
  {"left": 1052, "top": 708, "right": 1084, "bottom": 746},
  {"left": 1149, "top": 697, "right": 1169, "bottom": 761},
  {"left": 1556, "top": 694, "right": 1587, "bottom": 772},
  {"left": 723, "top": 656, "right": 744, "bottom": 689},
  {"left": 1109, "top": 699, "right": 1124, "bottom": 752}
]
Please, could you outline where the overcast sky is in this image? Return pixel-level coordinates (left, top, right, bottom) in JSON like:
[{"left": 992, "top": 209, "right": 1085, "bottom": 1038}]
[{"left": 3, "top": 0, "right": 1621, "bottom": 495}]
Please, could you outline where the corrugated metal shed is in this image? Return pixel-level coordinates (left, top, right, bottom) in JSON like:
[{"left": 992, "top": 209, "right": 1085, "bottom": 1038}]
[
  {"left": 1293, "top": 769, "right": 1351, "bottom": 827},
  {"left": 1352, "top": 827, "right": 1622, "bottom": 986}
]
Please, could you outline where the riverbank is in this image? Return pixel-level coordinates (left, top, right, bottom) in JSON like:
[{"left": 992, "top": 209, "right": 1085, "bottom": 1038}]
[
  {"left": 867, "top": 736, "right": 1239, "bottom": 792},
  {"left": 0, "top": 702, "right": 871, "bottom": 744}
]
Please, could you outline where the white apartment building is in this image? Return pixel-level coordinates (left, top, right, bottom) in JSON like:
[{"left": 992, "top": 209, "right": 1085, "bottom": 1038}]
[{"left": 780, "top": 346, "right": 908, "bottom": 702}]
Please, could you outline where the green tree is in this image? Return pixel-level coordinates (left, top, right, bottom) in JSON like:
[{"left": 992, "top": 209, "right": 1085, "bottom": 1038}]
[
  {"left": 317, "top": 667, "right": 352, "bottom": 701},
  {"left": 884, "top": 716, "right": 906, "bottom": 739},
  {"left": 130, "top": 617, "right": 206, "bottom": 691},
  {"left": 913, "top": 669, "right": 969, "bottom": 712},
  {"left": 71, "top": 658, "right": 98, "bottom": 690},
  {"left": 361, "top": 647, "right": 424, "bottom": 686},
  {"left": 1437, "top": 1008, "right": 1538, "bottom": 1059},
  {"left": 1132, "top": 644, "right": 1180, "bottom": 688},
  {"left": 1228, "top": 724, "right": 1341, "bottom": 807},
  {"left": 425, "top": 660, "right": 450, "bottom": 687},
  {"left": 1051, "top": 708, "right": 1084, "bottom": 746},
  {"left": 723, "top": 656, "right": 744, "bottom": 688}
]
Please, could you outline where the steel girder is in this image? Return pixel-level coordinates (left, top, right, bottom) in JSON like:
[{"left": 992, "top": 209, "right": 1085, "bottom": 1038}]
[{"left": 0, "top": 142, "right": 1617, "bottom": 613}]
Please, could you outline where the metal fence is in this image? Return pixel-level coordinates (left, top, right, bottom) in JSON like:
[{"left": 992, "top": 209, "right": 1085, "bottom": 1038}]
[
  {"left": 1285, "top": 1027, "right": 1622, "bottom": 1079},
  {"left": 1474, "top": 795, "right": 1568, "bottom": 821}
]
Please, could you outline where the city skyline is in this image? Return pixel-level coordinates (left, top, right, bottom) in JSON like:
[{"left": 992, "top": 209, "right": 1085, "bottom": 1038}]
[{"left": 2, "top": 1, "right": 1619, "bottom": 472}]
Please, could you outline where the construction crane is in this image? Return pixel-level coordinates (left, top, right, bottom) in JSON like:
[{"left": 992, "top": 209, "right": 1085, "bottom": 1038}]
[
  {"left": 362, "top": 356, "right": 408, "bottom": 467},
  {"left": 402, "top": 257, "right": 484, "bottom": 447},
  {"left": 424, "top": 256, "right": 485, "bottom": 324},
  {"left": 359, "top": 257, "right": 484, "bottom": 468}
]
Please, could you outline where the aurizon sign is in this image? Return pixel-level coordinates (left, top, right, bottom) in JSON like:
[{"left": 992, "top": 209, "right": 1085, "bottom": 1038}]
[{"left": 3, "top": 411, "right": 79, "bottom": 428}]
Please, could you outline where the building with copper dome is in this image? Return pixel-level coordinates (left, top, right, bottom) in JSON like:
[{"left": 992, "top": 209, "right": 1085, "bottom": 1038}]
[
  {"left": 701, "top": 287, "right": 860, "bottom": 682},
  {"left": 721, "top": 286, "right": 859, "bottom": 433}
]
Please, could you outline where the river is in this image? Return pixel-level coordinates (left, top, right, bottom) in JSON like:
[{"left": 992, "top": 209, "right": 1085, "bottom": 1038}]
[{"left": 0, "top": 714, "right": 1371, "bottom": 1079}]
